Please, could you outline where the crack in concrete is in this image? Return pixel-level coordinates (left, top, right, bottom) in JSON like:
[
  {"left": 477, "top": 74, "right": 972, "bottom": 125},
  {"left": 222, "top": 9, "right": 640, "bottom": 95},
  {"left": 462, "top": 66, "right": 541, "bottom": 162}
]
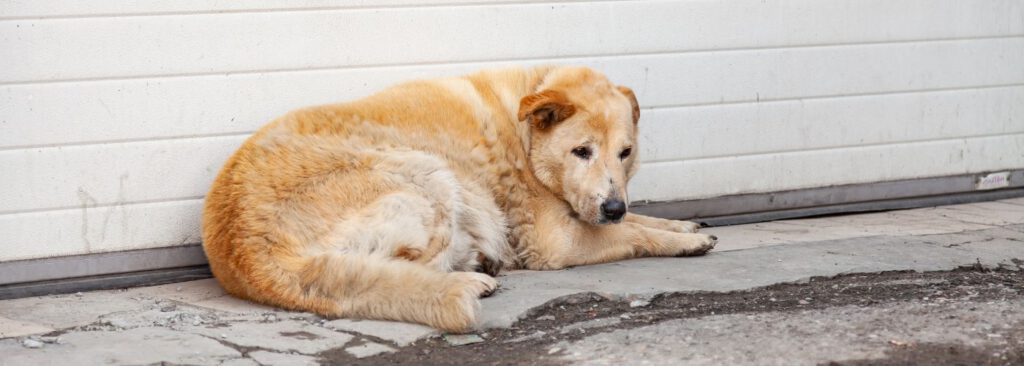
[
  {"left": 936, "top": 236, "right": 998, "bottom": 248},
  {"left": 997, "top": 199, "right": 1024, "bottom": 207},
  {"left": 26, "top": 304, "right": 369, "bottom": 364},
  {"left": 193, "top": 331, "right": 344, "bottom": 365},
  {"left": 931, "top": 207, "right": 1015, "bottom": 227},
  {"left": 308, "top": 322, "right": 402, "bottom": 349}
]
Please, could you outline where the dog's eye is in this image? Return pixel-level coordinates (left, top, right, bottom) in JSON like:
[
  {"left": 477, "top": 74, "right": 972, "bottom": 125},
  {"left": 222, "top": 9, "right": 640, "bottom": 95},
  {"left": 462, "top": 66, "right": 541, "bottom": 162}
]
[
  {"left": 619, "top": 147, "right": 632, "bottom": 160},
  {"left": 571, "top": 147, "right": 592, "bottom": 160}
]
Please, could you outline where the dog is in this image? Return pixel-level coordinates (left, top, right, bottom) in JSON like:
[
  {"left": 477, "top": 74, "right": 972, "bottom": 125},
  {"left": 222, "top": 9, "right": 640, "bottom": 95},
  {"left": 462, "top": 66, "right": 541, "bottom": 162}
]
[{"left": 201, "top": 66, "right": 717, "bottom": 332}]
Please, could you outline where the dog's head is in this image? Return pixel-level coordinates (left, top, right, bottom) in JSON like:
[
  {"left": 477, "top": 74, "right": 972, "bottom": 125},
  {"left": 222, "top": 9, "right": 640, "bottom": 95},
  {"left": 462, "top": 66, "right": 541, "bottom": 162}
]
[{"left": 519, "top": 67, "right": 641, "bottom": 225}]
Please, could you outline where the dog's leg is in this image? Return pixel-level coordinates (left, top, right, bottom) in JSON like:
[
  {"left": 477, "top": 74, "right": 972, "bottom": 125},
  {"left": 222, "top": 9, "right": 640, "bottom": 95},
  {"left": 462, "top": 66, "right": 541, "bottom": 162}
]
[
  {"left": 625, "top": 213, "right": 700, "bottom": 233},
  {"left": 522, "top": 216, "right": 716, "bottom": 270},
  {"left": 235, "top": 149, "right": 502, "bottom": 332},
  {"left": 286, "top": 252, "right": 498, "bottom": 332},
  {"left": 260, "top": 188, "right": 500, "bottom": 333}
]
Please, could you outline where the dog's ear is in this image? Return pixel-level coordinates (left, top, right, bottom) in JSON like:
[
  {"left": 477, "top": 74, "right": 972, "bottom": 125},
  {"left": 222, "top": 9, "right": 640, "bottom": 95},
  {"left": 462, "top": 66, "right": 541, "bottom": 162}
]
[
  {"left": 518, "top": 90, "right": 576, "bottom": 130},
  {"left": 617, "top": 86, "right": 640, "bottom": 124}
]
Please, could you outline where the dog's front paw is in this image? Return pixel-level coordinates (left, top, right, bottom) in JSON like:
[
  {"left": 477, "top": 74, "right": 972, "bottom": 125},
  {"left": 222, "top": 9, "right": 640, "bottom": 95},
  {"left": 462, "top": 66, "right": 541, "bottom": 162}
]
[
  {"left": 672, "top": 233, "right": 717, "bottom": 257},
  {"left": 470, "top": 272, "right": 499, "bottom": 298},
  {"left": 645, "top": 219, "right": 700, "bottom": 233},
  {"left": 448, "top": 271, "right": 499, "bottom": 298},
  {"left": 436, "top": 272, "right": 499, "bottom": 332}
]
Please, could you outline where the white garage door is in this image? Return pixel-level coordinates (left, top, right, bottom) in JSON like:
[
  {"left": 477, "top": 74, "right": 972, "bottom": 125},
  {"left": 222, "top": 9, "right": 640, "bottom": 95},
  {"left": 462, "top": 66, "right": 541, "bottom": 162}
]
[{"left": 1, "top": 0, "right": 1022, "bottom": 269}]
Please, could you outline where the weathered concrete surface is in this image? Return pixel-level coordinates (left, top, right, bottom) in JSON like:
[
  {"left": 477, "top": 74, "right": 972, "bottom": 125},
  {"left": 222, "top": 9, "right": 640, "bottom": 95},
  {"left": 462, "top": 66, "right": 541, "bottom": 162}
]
[
  {"left": 344, "top": 341, "right": 395, "bottom": 358},
  {"left": 219, "top": 358, "right": 261, "bottom": 366},
  {"left": 559, "top": 297, "right": 1024, "bottom": 365},
  {"left": 127, "top": 278, "right": 226, "bottom": 303},
  {"left": 0, "top": 199, "right": 1021, "bottom": 365},
  {"left": 187, "top": 320, "right": 353, "bottom": 354},
  {"left": 326, "top": 264, "right": 1024, "bottom": 365},
  {"left": 700, "top": 199, "right": 1018, "bottom": 251},
  {"left": 0, "top": 291, "right": 146, "bottom": 330},
  {"left": 0, "top": 327, "right": 241, "bottom": 365},
  {"left": 324, "top": 318, "right": 434, "bottom": 347},
  {"left": 480, "top": 224, "right": 1024, "bottom": 328},
  {"left": 248, "top": 350, "right": 320, "bottom": 365},
  {"left": 0, "top": 316, "right": 52, "bottom": 339}
]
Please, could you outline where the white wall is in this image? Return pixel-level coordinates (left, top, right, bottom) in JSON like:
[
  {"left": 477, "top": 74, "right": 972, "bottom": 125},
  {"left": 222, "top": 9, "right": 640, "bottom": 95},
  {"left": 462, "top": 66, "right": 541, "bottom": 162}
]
[{"left": 2, "top": 0, "right": 1023, "bottom": 262}]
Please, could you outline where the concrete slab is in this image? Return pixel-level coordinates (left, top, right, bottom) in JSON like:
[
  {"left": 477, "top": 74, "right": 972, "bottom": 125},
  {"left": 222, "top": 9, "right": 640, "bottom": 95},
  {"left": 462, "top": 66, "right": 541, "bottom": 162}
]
[
  {"left": 478, "top": 226, "right": 1024, "bottom": 328},
  {"left": 248, "top": 350, "right": 319, "bottom": 366},
  {"left": 0, "top": 327, "right": 240, "bottom": 365},
  {"left": 919, "top": 201, "right": 1024, "bottom": 226},
  {"left": 0, "top": 291, "right": 147, "bottom": 329},
  {"left": 778, "top": 208, "right": 995, "bottom": 236},
  {"left": 323, "top": 318, "right": 435, "bottom": 346},
  {"left": 0, "top": 316, "right": 53, "bottom": 339},
  {"left": 702, "top": 201, "right": 1008, "bottom": 252},
  {"left": 89, "top": 302, "right": 233, "bottom": 330},
  {"left": 186, "top": 320, "right": 353, "bottom": 355},
  {"left": 189, "top": 294, "right": 276, "bottom": 314},
  {"left": 219, "top": 358, "right": 261, "bottom": 366},
  {"left": 126, "top": 278, "right": 226, "bottom": 304},
  {"left": 914, "top": 225, "right": 1023, "bottom": 246},
  {"left": 559, "top": 299, "right": 1024, "bottom": 365},
  {"left": 702, "top": 221, "right": 826, "bottom": 250},
  {"left": 442, "top": 334, "right": 485, "bottom": 346},
  {"left": 345, "top": 342, "right": 396, "bottom": 358},
  {"left": 1004, "top": 223, "right": 1024, "bottom": 234},
  {"left": 701, "top": 219, "right": 895, "bottom": 251}
]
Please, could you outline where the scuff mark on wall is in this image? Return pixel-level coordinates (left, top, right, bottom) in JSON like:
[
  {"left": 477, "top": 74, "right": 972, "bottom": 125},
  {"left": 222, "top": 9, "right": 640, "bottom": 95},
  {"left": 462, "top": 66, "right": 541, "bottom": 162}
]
[
  {"left": 75, "top": 174, "right": 130, "bottom": 254},
  {"left": 97, "top": 174, "right": 130, "bottom": 247},
  {"left": 76, "top": 188, "right": 97, "bottom": 253}
]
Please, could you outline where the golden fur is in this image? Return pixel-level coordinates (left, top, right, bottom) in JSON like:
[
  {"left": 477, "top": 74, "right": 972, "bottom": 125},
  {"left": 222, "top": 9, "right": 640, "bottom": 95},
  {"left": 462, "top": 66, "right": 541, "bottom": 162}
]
[{"left": 201, "top": 66, "right": 716, "bottom": 332}]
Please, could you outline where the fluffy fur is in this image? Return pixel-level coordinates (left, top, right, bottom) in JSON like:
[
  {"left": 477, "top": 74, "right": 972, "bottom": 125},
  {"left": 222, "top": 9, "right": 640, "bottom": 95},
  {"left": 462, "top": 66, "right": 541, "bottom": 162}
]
[{"left": 202, "top": 66, "right": 716, "bottom": 332}]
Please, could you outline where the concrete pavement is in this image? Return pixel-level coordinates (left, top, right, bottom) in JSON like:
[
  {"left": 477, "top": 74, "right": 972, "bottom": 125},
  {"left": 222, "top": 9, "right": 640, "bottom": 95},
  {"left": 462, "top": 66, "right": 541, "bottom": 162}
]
[
  {"left": 1, "top": 198, "right": 1022, "bottom": 365},
  {"left": 559, "top": 285, "right": 1023, "bottom": 365}
]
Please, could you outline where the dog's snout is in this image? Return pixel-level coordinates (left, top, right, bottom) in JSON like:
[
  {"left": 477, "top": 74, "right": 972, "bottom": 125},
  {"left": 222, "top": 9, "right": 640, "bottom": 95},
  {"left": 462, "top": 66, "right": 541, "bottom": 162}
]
[{"left": 600, "top": 199, "right": 627, "bottom": 221}]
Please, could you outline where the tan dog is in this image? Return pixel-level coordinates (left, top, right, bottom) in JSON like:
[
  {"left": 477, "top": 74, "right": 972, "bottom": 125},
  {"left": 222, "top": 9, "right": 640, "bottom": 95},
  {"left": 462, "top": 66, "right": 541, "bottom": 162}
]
[{"left": 202, "top": 66, "right": 716, "bottom": 332}]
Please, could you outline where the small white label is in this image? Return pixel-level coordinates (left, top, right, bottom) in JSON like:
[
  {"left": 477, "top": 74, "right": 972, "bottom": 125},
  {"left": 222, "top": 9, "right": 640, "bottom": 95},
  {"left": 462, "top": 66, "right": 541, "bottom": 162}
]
[{"left": 976, "top": 172, "right": 1011, "bottom": 190}]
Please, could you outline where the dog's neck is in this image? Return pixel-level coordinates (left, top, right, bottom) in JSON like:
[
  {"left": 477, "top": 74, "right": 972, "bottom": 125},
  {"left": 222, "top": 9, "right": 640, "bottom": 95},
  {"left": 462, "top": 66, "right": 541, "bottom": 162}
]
[
  {"left": 480, "top": 65, "right": 556, "bottom": 156},
  {"left": 463, "top": 65, "right": 558, "bottom": 201}
]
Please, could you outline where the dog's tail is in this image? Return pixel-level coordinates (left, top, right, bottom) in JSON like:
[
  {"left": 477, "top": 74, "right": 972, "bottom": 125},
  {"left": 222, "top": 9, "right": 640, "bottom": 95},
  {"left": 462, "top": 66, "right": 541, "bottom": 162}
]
[{"left": 248, "top": 251, "right": 496, "bottom": 332}]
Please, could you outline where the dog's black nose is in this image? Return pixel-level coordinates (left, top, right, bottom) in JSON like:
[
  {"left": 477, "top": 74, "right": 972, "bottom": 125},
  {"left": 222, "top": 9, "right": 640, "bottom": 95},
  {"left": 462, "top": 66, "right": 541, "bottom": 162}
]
[{"left": 600, "top": 199, "right": 627, "bottom": 221}]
